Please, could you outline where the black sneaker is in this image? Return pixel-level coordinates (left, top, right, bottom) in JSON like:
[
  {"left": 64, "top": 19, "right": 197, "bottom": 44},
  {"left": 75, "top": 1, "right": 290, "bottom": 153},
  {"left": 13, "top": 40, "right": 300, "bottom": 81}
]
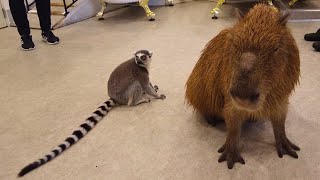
[
  {"left": 21, "top": 35, "right": 35, "bottom": 51},
  {"left": 313, "top": 41, "right": 320, "bottom": 51},
  {"left": 304, "top": 28, "right": 320, "bottom": 41},
  {"left": 42, "top": 31, "right": 60, "bottom": 45}
]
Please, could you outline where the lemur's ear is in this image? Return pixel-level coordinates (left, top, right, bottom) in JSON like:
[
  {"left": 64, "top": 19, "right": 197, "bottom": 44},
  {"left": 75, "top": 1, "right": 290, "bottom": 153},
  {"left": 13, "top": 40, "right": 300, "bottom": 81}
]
[{"left": 149, "top": 51, "right": 153, "bottom": 57}]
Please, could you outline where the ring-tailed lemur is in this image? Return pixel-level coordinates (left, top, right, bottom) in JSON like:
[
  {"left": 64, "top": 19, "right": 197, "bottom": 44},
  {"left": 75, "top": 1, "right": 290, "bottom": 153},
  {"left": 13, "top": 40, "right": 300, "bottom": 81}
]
[{"left": 18, "top": 50, "right": 165, "bottom": 177}]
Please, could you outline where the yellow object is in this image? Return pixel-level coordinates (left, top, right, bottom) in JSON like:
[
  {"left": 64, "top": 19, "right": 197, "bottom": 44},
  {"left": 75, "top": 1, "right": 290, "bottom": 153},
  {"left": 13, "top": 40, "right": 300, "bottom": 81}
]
[
  {"left": 96, "top": 0, "right": 107, "bottom": 20},
  {"left": 139, "top": 0, "right": 156, "bottom": 20},
  {"left": 210, "top": 0, "right": 225, "bottom": 17},
  {"left": 210, "top": 0, "right": 284, "bottom": 19},
  {"left": 289, "top": 0, "right": 299, "bottom": 6},
  {"left": 267, "top": 0, "right": 279, "bottom": 12},
  {"left": 96, "top": 0, "right": 155, "bottom": 21}
]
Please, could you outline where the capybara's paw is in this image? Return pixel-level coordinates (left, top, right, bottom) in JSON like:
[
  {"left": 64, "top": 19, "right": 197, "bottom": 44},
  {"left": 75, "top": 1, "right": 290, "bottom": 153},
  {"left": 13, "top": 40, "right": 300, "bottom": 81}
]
[
  {"left": 276, "top": 137, "right": 300, "bottom": 159},
  {"left": 218, "top": 144, "right": 245, "bottom": 169}
]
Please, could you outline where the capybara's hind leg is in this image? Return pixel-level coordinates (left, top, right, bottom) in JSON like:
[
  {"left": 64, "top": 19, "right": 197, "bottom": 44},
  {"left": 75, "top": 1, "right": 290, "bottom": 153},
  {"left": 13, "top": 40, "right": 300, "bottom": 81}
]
[
  {"left": 205, "top": 115, "right": 224, "bottom": 126},
  {"left": 270, "top": 108, "right": 300, "bottom": 159},
  {"left": 218, "top": 113, "right": 245, "bottom": 169}
]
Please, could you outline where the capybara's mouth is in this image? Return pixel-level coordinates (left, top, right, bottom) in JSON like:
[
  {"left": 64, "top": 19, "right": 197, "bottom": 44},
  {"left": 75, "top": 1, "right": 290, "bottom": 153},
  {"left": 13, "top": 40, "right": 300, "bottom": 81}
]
[{"left": 232, "top": 97, "right": 261, "bottom": 111}]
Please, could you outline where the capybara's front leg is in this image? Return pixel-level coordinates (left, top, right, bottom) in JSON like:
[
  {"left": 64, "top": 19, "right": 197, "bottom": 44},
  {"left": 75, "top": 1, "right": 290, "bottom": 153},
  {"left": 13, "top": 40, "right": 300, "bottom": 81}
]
[
  {"left": 270, "top": 107, "right": 300, "bottom": 158},
  {"left": 218, "top": 115, "right": 245, "bottom": 169}
]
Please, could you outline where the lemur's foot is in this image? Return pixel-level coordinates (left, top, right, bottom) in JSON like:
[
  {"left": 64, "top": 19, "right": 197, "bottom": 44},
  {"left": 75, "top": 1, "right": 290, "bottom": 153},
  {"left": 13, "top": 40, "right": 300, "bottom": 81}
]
[
  {"left": 153, "top": 85, "right": 159, "bottom": 92},
  {"left": 160, "top": 94, "right": 166, "bottom": 100},
  {"left": 135, "top": 98, "right": 151, "bottom": 106},
  {"left": 218, "top": 144, "right": 245, "bottom": 169},
  {"left": 275, "top": 136, "right": 300, "bottom": 159}
]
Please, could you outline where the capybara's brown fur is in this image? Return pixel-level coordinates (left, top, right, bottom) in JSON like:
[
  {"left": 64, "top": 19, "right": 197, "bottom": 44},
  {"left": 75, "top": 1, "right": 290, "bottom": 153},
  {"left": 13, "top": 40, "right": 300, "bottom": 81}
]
[{"left": 185, "top": 4, "right": 300, "bottom": 169}]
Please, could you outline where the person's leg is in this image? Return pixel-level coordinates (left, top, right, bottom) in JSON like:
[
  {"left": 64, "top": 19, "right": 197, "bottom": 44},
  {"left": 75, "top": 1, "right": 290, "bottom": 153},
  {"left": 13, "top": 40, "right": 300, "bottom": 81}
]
[
  {"left": 9, "top": 0, "right": 35, "bottom": 50},
  {"left": 35, "top": 0, "right": 60, "bottom": 44},
  {"left": 35, "top": 0, "right": 51, "bottom": 32},
  {"left": 9, "top": 0, "right": 30, "bottom": 36}
]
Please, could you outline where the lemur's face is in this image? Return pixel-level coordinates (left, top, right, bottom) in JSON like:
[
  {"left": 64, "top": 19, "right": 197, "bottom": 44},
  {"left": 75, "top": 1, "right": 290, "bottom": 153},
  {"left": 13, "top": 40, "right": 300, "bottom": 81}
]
[{"left": 134, "top": 50, "right": 152, "bottom": 66}]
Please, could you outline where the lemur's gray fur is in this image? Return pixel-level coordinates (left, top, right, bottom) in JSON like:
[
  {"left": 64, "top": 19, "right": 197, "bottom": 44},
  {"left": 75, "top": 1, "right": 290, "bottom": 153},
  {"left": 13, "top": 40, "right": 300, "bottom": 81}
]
[
  {"left": 108, "top": 50, "right": 166, "bottom": 105},
  {"left": 18, "top": 50, "right": 165, "bottom": 177}
]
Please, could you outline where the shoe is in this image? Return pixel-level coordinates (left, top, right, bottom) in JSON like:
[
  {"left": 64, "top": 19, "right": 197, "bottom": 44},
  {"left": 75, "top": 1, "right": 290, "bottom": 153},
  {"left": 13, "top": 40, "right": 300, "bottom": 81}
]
[
  {"left": 313, "top": 41, "right": 320, "bottom": 51},
  {"left": 42, "top": 31, "right": 60, "bottom": 45},
  {"left": 304, "top": 28, "right": 320, "bottom": 41},
  {"left": 21, "top": 35, "right": 35, "bottom": 51}
]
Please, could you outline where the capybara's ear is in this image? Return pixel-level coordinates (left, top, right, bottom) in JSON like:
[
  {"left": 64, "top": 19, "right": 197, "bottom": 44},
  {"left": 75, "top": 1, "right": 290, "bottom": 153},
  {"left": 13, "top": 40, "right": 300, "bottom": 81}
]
[
  {"left": 235, "top": 8, "right": 245, "bottom": 20},
  {"left": 278, "top": 11, "right": 290, "bottom": 25}
]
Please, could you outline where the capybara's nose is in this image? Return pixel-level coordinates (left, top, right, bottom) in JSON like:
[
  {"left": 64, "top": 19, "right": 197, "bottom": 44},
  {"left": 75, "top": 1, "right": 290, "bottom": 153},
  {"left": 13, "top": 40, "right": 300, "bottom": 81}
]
[{"left": 230, "top": 89, "right": 260, "bottom": 102}]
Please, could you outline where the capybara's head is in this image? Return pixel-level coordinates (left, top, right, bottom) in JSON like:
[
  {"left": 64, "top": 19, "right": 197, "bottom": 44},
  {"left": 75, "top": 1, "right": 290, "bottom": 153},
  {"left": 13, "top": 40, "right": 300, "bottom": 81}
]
[{"left": 228, "top": 5, "right": 291, "bottom": 111}]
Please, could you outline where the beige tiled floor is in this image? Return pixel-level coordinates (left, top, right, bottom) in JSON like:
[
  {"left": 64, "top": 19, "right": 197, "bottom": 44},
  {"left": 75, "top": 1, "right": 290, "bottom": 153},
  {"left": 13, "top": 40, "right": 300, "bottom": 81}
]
[{"left": 0, "top": 2, "right": 319, "bottom": 180}]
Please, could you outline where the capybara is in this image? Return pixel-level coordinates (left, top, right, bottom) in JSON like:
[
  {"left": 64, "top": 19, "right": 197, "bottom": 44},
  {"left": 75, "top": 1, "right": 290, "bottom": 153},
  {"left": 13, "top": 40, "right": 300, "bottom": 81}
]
[{"left": 185, "top": 4, "right": 300, "bottom": 169}]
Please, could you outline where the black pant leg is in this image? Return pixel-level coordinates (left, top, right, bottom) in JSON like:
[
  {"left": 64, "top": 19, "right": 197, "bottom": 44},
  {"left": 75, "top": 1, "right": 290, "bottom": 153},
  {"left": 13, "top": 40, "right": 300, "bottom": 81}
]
[
  {"left": 9, "top": 0, "right": 30, "bottom": 36},
  {"left": 35, "top": 0, "right": 51, "bottom": 32}
]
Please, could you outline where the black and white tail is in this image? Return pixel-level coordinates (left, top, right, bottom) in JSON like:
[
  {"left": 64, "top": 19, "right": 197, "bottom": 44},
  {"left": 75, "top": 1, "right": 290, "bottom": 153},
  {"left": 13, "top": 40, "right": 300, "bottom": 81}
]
[{"left": 18, "top": 99, "right": 117, "bottom": 177}]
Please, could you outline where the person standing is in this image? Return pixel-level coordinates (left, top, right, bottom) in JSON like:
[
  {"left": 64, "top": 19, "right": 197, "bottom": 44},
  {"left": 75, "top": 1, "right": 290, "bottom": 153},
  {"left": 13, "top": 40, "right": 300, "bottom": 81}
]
[{"left": 9, "top": 0, "right": 60, "bottom": 51}]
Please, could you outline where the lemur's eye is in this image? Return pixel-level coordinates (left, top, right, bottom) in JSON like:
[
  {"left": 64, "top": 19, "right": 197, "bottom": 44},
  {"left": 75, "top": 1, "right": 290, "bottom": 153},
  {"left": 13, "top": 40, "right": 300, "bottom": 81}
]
[
  {"left": 141, "top": 55, "right": 146, "bottom": 60},
  {"left": 135, "top": 56, "right": 139, "bottom": 59}
]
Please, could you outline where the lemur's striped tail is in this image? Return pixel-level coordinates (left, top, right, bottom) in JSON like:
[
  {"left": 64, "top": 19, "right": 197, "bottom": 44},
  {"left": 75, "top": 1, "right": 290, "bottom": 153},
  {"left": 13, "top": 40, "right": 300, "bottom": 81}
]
[{"left": 18, "top": 99, "right": 117, "bottom": 177}]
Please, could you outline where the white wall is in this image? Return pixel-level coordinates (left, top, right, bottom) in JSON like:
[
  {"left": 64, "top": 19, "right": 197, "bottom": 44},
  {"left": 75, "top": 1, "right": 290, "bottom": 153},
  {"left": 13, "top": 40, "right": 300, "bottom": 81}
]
[
  {"left": 0, "top": 1, "right": 7, "bottom": 27},
  {"left": 1, "top": 0, "right": 8, "bottom": 9},
  {"left": 0, "top": 0, "right": 10, "bottom": 26},
  {"left": 0, "top": 0, "right": 36, "bottom": 26}
]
